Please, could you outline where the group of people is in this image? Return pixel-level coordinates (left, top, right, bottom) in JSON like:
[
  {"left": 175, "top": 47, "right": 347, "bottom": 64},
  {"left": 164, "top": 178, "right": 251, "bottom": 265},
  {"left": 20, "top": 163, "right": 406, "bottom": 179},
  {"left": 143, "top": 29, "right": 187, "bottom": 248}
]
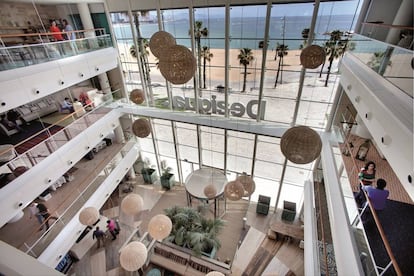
[
  {"left": 92, "top": 219, "right": 120, "bottom": 248},
  {"left": 49, "top": 19, "right": 75, "bottom": 42},
  {"left": 355, "top": 161, "right": 390, "bottom": 222}
]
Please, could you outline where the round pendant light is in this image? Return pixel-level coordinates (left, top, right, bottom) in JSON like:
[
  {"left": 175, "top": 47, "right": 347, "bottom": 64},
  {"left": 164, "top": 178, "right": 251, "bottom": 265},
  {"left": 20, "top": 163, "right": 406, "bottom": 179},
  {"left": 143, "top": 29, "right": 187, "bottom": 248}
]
[
  {"left": 300, "top": 45, "right": 326, "bottom": 69},
  {"left": 79, "top": 206, "right": 100, "bottom": 226},
  {"left": 121, "top": 194, "right": 144, "bottom": 216},
  {"left": 237, "top": 174, "right": 256, "bottom": 196},
  {"left": 148, "top": 214, "right": 172, "bottom": 241},
  {"left": 129, "top": 89, "right": 145, "bottom": 104},
  {"left": 132, "top": 118, "right": 151, "bottom": 138},
  {"left": 204, "top": 184, "right": 217, "bottom": 199},
  {"left": 206, "top": 272, "right": 225, "bottom": 276},
  {"left": 119, "top": 241, "right": 148, "bottom": 271},
  {"left": 158, "top": 45, "right": 196, "bottom": 84},
  {"left": 280, "top": 126, "right": 322, "bottom": 164},
  {"left": 149, "top": 31, "right": 176, "bottom": 59},
  {"left": 224, "top": 180, "right": 245, "bottom": 201}
]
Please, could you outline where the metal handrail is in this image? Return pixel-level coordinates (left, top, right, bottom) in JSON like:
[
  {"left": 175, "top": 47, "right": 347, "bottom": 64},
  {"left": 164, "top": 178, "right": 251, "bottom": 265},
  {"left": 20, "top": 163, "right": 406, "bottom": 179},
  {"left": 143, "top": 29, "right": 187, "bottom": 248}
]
[{"left": 344, "top": 142, "right": 402, "bottom": 275}]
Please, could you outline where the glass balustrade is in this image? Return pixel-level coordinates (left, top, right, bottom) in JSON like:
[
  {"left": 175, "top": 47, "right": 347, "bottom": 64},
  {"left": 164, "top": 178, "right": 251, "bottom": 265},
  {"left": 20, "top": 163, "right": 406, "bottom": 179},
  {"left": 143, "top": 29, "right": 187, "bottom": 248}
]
[
  {"left": 0, "top": 34, "right": 113, "bottom": 71},
  {"left": 331, "top": 125, "right": 399, "bottom": 275},
  {"left": 0, "top": 89, "right": 119, "bottom": 189},
  {"left": 348, "top": 34, "right": 413, "bottom": 98},
  {"left": 23, "top": 143, "right": 136, "bottom": 258}
]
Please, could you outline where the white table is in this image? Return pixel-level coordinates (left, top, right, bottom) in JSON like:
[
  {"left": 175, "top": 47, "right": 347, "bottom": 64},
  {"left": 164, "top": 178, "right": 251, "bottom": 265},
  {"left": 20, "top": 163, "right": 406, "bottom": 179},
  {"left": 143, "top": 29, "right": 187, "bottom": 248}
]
[{"left": 184, "top": 168, "right": 227, "bottom": 217}]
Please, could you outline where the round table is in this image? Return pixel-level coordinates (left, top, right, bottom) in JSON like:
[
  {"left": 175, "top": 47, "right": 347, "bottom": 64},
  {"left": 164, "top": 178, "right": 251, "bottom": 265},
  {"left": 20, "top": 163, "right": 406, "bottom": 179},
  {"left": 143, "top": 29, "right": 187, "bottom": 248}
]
[
  {"left": 147, "top": 268, "right": 161, "bottom": 276},
  {"left": 184, "top": 168, "right": 227, "bottom": 217}
]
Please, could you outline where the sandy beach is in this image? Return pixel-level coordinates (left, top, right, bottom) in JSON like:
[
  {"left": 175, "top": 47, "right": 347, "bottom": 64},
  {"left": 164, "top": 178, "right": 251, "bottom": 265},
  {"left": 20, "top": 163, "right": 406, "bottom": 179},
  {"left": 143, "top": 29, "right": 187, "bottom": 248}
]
[{"left": 118, "top": 44, "right": 305, "bottom": 87}]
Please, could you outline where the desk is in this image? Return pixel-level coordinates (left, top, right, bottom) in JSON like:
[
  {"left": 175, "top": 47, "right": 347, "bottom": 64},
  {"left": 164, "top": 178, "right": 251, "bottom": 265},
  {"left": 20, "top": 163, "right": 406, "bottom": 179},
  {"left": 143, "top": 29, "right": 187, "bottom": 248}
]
[
  {"left": 269, "top": 212, "right": 304, "bottom": 241},
  {"left": 184, "top": 168, "right": 227, "bottom": 218}
]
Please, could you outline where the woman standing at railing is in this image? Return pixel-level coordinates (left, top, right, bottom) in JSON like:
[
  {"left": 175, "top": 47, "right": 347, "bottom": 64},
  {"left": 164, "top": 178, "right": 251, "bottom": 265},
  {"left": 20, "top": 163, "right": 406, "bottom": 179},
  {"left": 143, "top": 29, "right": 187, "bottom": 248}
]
[
  {"left": 355, "top": 161, "right": 376, "bottom": 207},
  {"left": 50, "top": 20, "right": 65, "bottom": 56}
]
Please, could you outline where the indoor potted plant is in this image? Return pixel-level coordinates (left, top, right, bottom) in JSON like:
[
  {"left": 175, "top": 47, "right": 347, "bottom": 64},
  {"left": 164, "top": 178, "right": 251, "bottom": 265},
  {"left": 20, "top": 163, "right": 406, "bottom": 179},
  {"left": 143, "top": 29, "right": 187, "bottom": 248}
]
[
  {"left": 164, "top": 206, "right": 224, "bottom": 258},
  {"left": 141, "top": 158, "right": 157, "bottom": 184},
  {"left": 160, "top": 160, "right": 175, "bottom": 190}
]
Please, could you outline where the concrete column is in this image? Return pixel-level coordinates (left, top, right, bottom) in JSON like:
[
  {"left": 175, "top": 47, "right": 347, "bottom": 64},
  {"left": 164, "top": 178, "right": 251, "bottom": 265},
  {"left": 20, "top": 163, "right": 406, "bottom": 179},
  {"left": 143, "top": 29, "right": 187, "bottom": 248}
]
[
  {"left": 77, "top": 3, "right": 95, "bottom": 39},
  {"left": 114, "top": 125, "right": 125, "bottom": 144},
  {"left": 385, "top": 0, "right": 413, "bottom": 45},
  {"left": 351, "top": 115, "right": 371, "bottom": 139},
  {"left": 98, "top": 73, "right": 111, "bottom": 94}
]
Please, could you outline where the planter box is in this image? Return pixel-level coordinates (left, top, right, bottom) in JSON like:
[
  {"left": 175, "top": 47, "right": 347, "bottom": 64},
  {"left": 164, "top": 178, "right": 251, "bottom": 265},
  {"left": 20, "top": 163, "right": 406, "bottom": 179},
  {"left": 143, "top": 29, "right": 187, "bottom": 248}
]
[
  {"left": 201, "top": 246, "right": 217, "bottom": 259},
  {"left": 141, "top": 168, "right": 157, "bottom": 184},
  {"left": 161, "top": 173, "right": 175, "bottom": 190}
]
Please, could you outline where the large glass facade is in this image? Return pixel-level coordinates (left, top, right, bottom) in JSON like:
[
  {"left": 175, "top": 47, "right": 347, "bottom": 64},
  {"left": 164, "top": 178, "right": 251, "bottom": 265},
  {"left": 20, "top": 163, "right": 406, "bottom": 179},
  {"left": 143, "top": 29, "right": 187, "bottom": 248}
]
[{"left": 109, "top": 0, "right": 362, "bottom": 208}]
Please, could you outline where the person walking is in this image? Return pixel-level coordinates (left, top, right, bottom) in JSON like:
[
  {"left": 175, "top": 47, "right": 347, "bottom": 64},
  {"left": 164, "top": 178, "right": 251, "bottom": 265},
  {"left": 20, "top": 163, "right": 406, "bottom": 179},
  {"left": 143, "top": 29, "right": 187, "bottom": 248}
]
[
  {"left": 106, "top": 219, "right": 117, "bottom": 240},
  {"left": 37, "top": 203, "right": 58, "bottom": 230},
  {"left": 92, "top": 227, "right": 106, "bottom": 248},
  {"left": 28, "top": 202, "right": 44, "bottom": 230}
]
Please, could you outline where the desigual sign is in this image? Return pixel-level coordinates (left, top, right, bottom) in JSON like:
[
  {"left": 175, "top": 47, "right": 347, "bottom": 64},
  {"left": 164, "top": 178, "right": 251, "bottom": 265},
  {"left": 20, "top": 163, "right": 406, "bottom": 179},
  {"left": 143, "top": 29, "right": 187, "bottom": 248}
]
[{"left": 165, "top": 95, "right": 266, "bottom": 120}]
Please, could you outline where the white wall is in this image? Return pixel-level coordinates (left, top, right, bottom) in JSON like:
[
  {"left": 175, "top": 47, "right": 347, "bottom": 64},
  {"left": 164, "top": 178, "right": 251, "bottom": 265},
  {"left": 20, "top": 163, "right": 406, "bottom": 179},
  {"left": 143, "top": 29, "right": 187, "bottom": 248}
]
[{"left": 340, "top": 53, "right": 414, "bottom": 201}]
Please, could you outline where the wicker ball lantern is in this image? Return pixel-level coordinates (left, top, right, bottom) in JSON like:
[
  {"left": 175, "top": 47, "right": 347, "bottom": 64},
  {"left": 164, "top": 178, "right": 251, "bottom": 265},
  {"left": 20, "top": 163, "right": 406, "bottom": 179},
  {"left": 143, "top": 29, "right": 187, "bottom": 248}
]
[
  {"left": 148, "top": 214, "right": 172, "bottom": 240},
  {"left": 300, "top": 45, "right": 326, "bottom": 69},
  {"left": 129, "top": 89, "right": 145, "bottom": 104},
  {"left": 206, "top": 272, "right": 225, "bottom": 276},
  {"left": 280, "top": 126, "right": 322, "bottom": 164},
  {"left": 79, "top": 207, "right": 100, "bottom": 226},
  {"left": 119, "top": 241, "right": 148, "bottom": 271},
  {"left": 237, "top": 174, "right": 256, "bottom": 197},
  {"left": 224, "top": 180, "right": 245, "bottom": 201},
  {"left": 204, "top": 184, "right": 217, "bottom": 199},
  {"left": 158, "top": 45, "right": 197, "bottom": 84},
  {"left": 121, "top": 194, "right": 144, "bottom": 216},
  {"left": 132, "top": 118, "right": 151, "bottom": 138},
  {"left": 149, "top": 31, "right": 176, "bottom": 59}
]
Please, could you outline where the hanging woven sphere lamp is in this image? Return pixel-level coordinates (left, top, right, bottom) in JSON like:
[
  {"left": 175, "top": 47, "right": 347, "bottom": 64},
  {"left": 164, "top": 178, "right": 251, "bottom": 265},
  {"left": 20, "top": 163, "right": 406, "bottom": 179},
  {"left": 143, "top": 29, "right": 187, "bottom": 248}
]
[
  {"left": 158, "top": 45, "right": 197, "bottom": 84},
  {"left": 224, "top": 180, "right": 245, "bottom": 201},
  {"left": 204, "top": 184, "right": 217, "bottom": 199},
  {"left": 79, "top": 207, "right": 100, "bottom": 226},
  {"left": 148, "top": 214, "right": 172, "bottom": 240},
  {"left": 132, "top": 118, "right": 151, "bottom": 138},
  {"left": 129, "top": 89, "right": 145, "bottom": 104},
  {"left": 280, "top": 126, "right": 322, "bottom": 164},
  {"left": 121, "top": 194, "right": 144, "bottom": 216},
  {"left": 206, "top": 272, "right": 225, "bottom": 276},
  {"left": 119, "top": 241, "right": 148, "bottom": 271},
  {"left": 149, "top": 31, "right": 177, "bottom": 59},
  {"left": 237, "top": 174, "right": 256, "bottom": 197},
  {"left": 300, "top": 45, "right": 326, "bottom": 69}
]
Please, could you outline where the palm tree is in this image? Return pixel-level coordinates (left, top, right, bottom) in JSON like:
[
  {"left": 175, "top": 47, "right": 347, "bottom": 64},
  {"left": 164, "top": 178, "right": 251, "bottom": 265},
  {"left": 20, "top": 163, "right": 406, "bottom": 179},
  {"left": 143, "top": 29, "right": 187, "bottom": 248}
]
[
  {"left": 274, "top": 43, "right": 289, "bottom": 88},
  {"left": 367, "top": 51, "right": 392, "bottom": 73},
  {"left": 300, "top": 28, "right": 311, "bottom": 49},
  {"left": 189, "top": 21, "right": 209, "bottom": 88},
  {"left": 164, "top": 206, "right": 224, "bottom": 257},
  {"left": 129, "top": 11, "right": 154, "bottom": 104},
  {"left": 323, "top": 30, "right": 349, "bottom": 87},
  {"left": 201, "top": 46, "right": 213, "bottom": 89},
  {"left": 237, "top": 48, "right": 254, "bottom": 92}
]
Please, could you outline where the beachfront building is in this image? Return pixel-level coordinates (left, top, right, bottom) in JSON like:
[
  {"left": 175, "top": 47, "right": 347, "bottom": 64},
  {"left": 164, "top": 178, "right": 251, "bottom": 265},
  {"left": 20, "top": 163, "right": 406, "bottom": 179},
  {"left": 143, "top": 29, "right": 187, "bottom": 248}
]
[{"left": 0, "top": 0, "right": 412, "bottom": 275}]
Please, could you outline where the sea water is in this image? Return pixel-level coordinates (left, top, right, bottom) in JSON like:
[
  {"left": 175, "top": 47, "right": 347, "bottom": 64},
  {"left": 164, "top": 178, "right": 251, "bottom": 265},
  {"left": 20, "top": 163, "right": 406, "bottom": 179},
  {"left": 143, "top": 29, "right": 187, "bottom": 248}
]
[{"left": 113, "top": 14, "right": 356, "bottom": 50}]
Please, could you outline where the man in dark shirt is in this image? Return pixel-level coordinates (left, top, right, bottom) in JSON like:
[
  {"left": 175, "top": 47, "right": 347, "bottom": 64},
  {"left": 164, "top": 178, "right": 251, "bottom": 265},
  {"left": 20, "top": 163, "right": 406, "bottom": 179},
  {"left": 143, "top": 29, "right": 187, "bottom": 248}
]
[
  {"left": 37, "top": 203, "right": 58, "bottom": 230},
  {"left": 92, "top": 226, "right": 106, "bottom": 248}
]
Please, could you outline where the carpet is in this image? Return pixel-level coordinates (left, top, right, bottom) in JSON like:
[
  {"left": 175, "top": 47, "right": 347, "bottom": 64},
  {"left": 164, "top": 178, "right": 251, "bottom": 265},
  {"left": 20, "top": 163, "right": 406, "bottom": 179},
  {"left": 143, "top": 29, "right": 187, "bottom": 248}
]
[
  {"left": 362, "top": 199, "right": 414, "bottom": 275},
  {"left": 14, "top": 124, "right": 63, "bottom": 154}
]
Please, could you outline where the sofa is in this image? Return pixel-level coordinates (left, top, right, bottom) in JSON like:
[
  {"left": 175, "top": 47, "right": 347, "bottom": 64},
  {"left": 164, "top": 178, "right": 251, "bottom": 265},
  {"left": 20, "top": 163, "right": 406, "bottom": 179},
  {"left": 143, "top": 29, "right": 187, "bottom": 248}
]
[{"left": 16, "top": 96, "right": 58, "bottom": 122}]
